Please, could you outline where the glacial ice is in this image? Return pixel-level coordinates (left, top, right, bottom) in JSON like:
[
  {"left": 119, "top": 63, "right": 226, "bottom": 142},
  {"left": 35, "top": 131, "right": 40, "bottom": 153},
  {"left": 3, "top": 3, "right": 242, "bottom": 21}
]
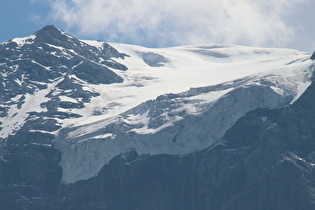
[{"left": 54, "top": 43, "right": 314, "bottom": 183}]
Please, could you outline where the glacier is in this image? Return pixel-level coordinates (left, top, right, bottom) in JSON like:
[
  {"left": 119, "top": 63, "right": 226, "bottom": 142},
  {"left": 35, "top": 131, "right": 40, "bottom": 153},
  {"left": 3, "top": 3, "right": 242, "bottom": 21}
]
[
  {"left": 54, "top": 43, "right": 314, "bottom": 183},
  {"left": 3, "top": 25, "right": 315, "bottom": 209}
]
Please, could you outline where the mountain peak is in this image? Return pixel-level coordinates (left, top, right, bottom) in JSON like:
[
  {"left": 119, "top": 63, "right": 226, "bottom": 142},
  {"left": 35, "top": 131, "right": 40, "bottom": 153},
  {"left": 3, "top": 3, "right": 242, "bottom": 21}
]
[
  {"left": 35, "top": 24, "right": 62, "bottom": 36},
  {"left": 41, "top": 24, "right": 58, "bottom": 30},
  {"left": 34, "top": 24, "right": 73, "bottom": 44}
]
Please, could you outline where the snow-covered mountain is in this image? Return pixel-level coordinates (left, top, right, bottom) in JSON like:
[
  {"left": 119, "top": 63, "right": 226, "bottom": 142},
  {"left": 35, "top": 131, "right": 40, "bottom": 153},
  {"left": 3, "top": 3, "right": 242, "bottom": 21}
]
[{"left": 1, "top": 25, "right": 315, "bottom": 210}]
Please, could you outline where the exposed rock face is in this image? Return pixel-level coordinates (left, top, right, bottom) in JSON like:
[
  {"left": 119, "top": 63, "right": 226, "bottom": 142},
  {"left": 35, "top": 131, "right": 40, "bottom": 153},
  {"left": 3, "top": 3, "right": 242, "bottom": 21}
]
[
  {"left": 139, "top": 52, "right": 168, "bottom": 67},
  {"left": 0, "top": 25, "right": 128, "bottom": 142}
]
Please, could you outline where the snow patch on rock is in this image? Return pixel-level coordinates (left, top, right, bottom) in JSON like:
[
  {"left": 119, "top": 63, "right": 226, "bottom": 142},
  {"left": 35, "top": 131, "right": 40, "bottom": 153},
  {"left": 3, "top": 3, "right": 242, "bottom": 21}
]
[{"left": 11, "top": 35, "right": 36, "bottom": 47}]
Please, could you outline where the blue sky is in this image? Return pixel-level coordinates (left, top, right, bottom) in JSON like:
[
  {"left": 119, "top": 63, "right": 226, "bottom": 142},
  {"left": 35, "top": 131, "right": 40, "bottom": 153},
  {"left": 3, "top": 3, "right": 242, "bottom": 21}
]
[
  {"left": 0, "top": 1, "right": 52, "bottom": 42},
  {"left": 1, "top": 0, "right": 315, "bottom": 52}
]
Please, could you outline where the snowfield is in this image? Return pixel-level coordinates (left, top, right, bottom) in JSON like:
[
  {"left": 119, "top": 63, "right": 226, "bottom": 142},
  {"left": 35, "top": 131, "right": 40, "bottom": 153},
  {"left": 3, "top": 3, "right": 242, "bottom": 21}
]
[{"left": 54, "top": 43, "right": 314, "bottom": 183}]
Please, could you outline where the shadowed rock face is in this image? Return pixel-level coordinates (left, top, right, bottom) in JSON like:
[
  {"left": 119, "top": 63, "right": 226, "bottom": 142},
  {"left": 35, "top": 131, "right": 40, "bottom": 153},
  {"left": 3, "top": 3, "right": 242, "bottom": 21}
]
[{"left": 139, "top": 52, "right": 168, "bottom": 67}]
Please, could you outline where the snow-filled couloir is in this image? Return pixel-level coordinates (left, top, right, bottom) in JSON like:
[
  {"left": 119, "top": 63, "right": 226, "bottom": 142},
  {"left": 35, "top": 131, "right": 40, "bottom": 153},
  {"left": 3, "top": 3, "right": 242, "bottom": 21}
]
[{"left": 54, "top": 42, "right": 314, "bottom": 183}]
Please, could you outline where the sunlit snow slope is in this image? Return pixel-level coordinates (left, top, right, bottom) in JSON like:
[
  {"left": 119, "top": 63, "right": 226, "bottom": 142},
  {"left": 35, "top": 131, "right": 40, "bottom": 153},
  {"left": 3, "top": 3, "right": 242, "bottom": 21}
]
[{"left": 55, "top": 42, "right": 314, "bottom": 183}]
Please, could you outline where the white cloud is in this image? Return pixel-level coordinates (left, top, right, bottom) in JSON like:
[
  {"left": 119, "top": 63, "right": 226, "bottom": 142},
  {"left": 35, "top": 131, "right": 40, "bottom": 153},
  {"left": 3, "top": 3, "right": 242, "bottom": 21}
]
[{"left": 48, "top": 0, "right": 312, "bottom": 49}]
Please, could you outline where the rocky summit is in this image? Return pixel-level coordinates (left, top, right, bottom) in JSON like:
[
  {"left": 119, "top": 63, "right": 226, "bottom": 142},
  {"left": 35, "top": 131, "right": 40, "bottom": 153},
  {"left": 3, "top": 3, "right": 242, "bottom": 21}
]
[{"left": 0, "top": 25, "right": 315, "bottom": 210}]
